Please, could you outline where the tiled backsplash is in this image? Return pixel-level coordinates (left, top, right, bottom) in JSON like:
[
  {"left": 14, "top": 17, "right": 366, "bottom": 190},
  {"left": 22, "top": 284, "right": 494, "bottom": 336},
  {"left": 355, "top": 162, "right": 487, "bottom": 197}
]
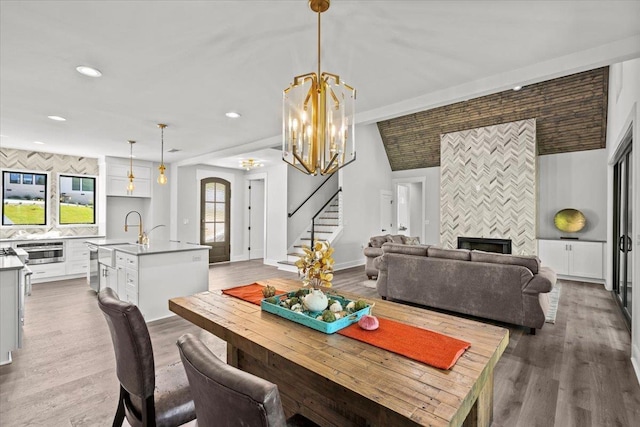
[{"left": 0, "top": 148, "right": 99, "bottom": 239}]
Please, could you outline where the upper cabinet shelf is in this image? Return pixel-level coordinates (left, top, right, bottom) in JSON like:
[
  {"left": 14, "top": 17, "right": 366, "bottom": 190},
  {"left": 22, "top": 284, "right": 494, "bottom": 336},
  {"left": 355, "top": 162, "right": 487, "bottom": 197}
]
[{"left": 105, "top": 157, "right": 152, "bottom": 198}]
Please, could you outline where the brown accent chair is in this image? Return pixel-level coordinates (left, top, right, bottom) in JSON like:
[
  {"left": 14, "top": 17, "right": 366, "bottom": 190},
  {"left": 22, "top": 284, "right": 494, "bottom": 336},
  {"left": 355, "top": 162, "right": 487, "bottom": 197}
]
[
  {"left": 98, "top": 288, "right": 195, "bottom": 427},
  {"left": 176, "top": 333, "right": 318, "bottom": 427}
]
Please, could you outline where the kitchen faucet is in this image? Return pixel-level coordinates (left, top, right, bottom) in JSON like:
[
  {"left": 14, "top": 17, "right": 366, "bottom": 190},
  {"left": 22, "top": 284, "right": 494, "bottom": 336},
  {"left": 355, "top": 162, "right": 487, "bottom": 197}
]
[
  {"left": 141, "top": 224, "right": 166, "bottom": 245},
  {"left": 124, "top": 211, "right": 143, "bottom": 244}
]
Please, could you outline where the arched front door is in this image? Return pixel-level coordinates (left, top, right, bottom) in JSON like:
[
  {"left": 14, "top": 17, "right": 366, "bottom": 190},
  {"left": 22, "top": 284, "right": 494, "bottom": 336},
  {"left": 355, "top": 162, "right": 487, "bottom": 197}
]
[{"left": 200, "top": 177, "right": 230, "bottom": 263}]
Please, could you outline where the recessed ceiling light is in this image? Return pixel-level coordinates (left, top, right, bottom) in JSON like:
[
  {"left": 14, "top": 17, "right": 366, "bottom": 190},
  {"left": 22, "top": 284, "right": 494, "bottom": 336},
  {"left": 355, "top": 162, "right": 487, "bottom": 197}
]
[
  {"left": 33, "top": 141, "right": 45, "bottom": 145},
  {"left": 513, "top": 85, "right": 523, "bottom": 91},
  {"left": 76, "top": 65, "right": 102, "bottom": 77},
  {"left": 48, "top": 115, "right": 66, "bottom": 121},
  {"left": 225, "top": 112, "right": 241, "bottom": 119}
]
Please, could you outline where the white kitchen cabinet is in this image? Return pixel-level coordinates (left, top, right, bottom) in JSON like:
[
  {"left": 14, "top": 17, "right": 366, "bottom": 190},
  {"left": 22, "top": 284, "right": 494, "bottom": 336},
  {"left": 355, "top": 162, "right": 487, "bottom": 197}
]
[
  {"left": 99, "top": 264, "right": 117, "bottom": 291},
  {"left": 115, "top": 250, "right": 139, "bottom": 305},
  {"left": 65, "top": 240, "right": 89, "bottom": 276},
  {"left": 538, "top": 239, "right": 605, "bottom": 281},
  {"left": 0, "top": 268, "right": 21, "bottom": 365},
  {"left": 28, "top": 263, "right": 67, "bottom": 282},
  {"left": 105, "top": 157, "right": 152, "bottom": 198}
]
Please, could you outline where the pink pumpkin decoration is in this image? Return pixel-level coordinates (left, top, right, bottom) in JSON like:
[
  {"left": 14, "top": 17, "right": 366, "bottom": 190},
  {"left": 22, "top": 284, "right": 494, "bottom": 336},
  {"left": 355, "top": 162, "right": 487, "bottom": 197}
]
[{"left": 358, "top": 314, "right": 379, "bottom": 331}]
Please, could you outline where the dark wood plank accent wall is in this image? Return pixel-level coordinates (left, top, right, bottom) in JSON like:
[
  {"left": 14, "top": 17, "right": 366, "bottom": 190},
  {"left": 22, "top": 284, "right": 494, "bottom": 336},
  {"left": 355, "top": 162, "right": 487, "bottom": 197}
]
[{"left": 377, "top": 67, "right": 609, "bottom": 170}]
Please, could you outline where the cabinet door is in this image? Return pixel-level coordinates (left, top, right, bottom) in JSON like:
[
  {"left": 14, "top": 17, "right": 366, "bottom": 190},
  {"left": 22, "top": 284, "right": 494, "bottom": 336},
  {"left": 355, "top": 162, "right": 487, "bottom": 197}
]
[
  {"left": 568, "top": 242, "right": 604, "bottom": 279},
  {"left": 538, "top": 240, "right": 570, "bottom": 275},
  {"left": 116, "top": 267, "right": 126, "bottom": 298}
]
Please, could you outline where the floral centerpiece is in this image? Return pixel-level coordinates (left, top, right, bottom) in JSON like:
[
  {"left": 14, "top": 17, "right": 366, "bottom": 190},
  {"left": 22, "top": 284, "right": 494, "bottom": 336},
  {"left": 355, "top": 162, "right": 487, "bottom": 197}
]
[{"left": 294, "top": 241, "right": 334, "bottom": 311}]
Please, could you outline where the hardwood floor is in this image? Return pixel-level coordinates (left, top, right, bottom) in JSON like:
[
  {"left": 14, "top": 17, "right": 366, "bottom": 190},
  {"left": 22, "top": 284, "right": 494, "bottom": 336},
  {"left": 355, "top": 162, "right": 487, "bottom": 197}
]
[{"left": 1, "top": 260, "right": 638, "bottom": 426}]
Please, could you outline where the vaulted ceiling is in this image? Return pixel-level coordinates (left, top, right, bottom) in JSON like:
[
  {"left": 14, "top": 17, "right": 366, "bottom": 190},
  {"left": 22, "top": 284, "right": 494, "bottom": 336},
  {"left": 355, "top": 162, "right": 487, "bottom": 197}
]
[{"left": 1, "top": 1, "right": 639, "bottom": 167}]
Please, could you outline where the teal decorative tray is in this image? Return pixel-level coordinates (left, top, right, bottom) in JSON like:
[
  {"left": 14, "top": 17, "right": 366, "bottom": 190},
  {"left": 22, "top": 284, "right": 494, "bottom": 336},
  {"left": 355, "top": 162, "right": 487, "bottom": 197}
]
[{"left": 260, "top": 292, "right": 370, "bottom": 334}]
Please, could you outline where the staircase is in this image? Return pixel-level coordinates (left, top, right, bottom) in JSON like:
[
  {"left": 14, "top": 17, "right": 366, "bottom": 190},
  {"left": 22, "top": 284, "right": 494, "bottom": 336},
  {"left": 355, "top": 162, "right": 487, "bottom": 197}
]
[{"left": 277, "top": 191, "right": 343, "bottom": 272}]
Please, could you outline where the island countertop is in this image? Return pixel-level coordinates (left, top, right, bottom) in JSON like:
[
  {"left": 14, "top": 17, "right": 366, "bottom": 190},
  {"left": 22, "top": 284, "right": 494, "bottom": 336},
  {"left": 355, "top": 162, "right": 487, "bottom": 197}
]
[
  {"left": 108, "top": 241, "right": 210, "bottom": 256},
  {"left": 0, "top": 255, "right": 24, "bottom": 271}
]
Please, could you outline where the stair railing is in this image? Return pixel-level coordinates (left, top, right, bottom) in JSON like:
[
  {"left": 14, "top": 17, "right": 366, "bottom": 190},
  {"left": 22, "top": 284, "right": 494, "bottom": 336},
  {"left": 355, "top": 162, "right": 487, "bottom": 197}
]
[
  {"left": 310, "top": 187, "right": 342, "bottom": 246},
  {"left": 288, "top": 174, "right": 336, "bottom": 218}
]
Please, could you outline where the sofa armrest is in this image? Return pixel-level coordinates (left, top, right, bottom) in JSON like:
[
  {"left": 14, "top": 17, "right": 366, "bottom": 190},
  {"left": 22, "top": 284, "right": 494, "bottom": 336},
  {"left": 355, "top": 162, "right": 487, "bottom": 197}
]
[
  {"left": 373, "top": 254, "right": 387, "bottom": 271},
  {"left": 523, "top": 266, "right": 556, "bottom": 294},
  {"left": 363, "top": 247, "right": 383, "bottom": 257}
]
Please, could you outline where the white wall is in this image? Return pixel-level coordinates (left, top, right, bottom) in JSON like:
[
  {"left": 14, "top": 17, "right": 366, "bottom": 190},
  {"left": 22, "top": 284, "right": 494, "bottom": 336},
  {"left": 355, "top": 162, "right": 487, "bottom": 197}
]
[
  {"left": 606, "top": 58, "right": 640, "bottom": 385},
  {"left": 248, "top": 178, "right": 265, "bottom": 259},
  {"left": 538, "top": 149, "right": 608, "bottom": 241},
  {"left": 333, "top": 123, "right": 392, "bottom": 269},
  {"left": 286, "top": 171, "right": 338, "bottom": 247}
]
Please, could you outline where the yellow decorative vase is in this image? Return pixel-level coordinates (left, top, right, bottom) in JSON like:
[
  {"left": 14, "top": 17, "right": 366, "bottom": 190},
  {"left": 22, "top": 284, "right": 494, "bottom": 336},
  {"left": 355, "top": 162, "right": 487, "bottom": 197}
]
[{"left": 554, "top": 209, "right": 586, "bottom": 233}]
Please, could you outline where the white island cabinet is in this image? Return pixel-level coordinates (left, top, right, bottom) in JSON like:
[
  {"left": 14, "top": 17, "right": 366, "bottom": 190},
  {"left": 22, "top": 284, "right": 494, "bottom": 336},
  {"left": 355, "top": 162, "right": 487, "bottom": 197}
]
[
  {"left": 109, "top": 242, "right": 210, "bottom": 322},
  {"left": 0, "top": 256, "right": 24, "bottom": 365}
]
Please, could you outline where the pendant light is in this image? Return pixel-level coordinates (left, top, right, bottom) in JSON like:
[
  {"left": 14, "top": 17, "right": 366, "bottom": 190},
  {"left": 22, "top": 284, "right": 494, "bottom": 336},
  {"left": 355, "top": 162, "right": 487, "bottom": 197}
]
[
  {"left": 157, "top": 123, "right": 168, "bottom": 185},
  {"left": 282, "top": 0, "right": 356, "bottom": 176},
  {"left": 127, "top": 140, "right": 135, "bottom": 192}
]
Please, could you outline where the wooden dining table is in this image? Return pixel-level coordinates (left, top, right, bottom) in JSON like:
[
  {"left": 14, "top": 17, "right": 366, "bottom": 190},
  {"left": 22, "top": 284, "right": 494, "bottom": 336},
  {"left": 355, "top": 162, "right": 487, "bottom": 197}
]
[{"left": 169, "top": 278, "right": 509, "bottom": 427}]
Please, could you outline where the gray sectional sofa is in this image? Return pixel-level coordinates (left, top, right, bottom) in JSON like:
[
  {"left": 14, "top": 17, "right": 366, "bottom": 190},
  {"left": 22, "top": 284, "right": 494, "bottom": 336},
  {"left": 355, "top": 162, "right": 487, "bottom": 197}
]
[{"left": 373, "top": 243, "right": 557, "bottom": 333}]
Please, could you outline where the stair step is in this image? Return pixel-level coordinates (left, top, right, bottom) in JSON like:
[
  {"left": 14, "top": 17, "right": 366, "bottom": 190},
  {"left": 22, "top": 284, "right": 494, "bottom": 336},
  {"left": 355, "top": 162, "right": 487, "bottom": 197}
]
[
  {"left": 277, "top": 260, "right": 297, "bottom": 266},
  {"left": 307, "top": 230, "right": 332, "bottom": 234},
  {"left": 300, "top": 238, "right": 328, "bottom": 242},
  {"left": 287, "top": 252, "right": 304, "bottom": 257}
]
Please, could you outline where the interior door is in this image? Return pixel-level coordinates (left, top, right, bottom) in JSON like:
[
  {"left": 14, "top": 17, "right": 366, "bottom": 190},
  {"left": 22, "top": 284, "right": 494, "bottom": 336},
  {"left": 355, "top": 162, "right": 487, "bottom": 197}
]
[
  {"left": 248, "top": 179, "right": 265, "bottom": 259},
  {"left": 380, "top": 190, "right": 393, "bottom": 234},
  {"left": 201, "top": 178, "right": 230, "bottom": 263}
]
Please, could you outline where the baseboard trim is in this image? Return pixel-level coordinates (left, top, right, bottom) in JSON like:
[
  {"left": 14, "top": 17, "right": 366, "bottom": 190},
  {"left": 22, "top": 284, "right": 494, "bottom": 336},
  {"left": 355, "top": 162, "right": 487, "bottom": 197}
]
[
  {"left": 632, "top": 344, "right": 640, "bottom": 387},
  {"left": 263, "top": 258, "right": 279, "bottom": 267},
  {"left": 334, "top": 260, "right": 365, "bottom": 271},
  {"left": 231, "top": 254, "right": 248, "bottom": 263},
  {"left": 556, "top": 274, "right": 605, "bottom": 285}
]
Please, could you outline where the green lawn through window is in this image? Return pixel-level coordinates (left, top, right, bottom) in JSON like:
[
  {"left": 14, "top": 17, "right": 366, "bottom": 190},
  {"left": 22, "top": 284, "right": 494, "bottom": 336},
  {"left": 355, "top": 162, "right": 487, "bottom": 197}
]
[
  {"left": 3, "top": 203, "right": 45, "bottom": 225},
  {"left": 60, "top": 204, "right": 94, "bottom": 224}
]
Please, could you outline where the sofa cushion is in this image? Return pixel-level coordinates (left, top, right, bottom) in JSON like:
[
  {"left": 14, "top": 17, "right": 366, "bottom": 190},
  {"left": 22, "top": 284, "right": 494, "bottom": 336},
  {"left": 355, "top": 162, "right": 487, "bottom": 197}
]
[
  {"left": 369, "top": 236, "right": 389, "bottom": 248},
  {"left": 401, "top": 236, "right": 420, "bottom": 245},
  {"left": 427, "top": 247, "right": 471, "bottom": 261},
  {"left": 381, "top": 242, "right": 428, "bottom": 257},
  {"left": 470, "top": 250, "right": 540, "bottom": 274}
]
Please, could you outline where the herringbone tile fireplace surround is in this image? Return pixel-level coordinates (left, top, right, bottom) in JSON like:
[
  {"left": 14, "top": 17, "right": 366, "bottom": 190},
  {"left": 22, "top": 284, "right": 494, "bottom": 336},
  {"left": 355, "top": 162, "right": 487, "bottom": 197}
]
[{"left": 440, "top": 119, "right": 537, "bottom": 255}]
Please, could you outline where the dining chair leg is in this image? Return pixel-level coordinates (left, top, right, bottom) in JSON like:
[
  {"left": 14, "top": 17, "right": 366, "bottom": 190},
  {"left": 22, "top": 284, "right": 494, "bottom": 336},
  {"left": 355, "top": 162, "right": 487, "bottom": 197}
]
[{"left": 112, "top": 386, "right": 126, "bottom": 427}]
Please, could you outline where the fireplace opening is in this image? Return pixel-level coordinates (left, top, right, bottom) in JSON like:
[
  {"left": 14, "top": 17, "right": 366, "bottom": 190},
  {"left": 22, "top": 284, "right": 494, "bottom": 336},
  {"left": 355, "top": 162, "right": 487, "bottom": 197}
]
[{"left": 457, "top": 237, "right": 512, "bottom": 254}]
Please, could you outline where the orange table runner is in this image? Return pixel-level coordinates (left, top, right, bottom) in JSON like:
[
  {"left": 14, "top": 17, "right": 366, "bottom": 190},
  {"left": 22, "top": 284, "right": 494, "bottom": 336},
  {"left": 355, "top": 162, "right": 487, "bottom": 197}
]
[
  {"left": 222, "top": 283, "right": 470, "bottom": 370},
  {"left": 221, "top": 283, "right": 285, "bottom": 305},
  {"left": 338, "top": 318, "right": 470, "bottom": 370}
]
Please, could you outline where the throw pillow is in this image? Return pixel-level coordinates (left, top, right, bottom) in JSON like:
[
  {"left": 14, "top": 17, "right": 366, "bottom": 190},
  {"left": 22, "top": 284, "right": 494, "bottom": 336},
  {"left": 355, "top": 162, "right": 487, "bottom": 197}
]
[
  {"left": 402, "top": 236, "right": 420, "bottom": 245},
  {"left": 388, "top": 235, "right": 404, "bottom": 244},
  {"left": 369, "top": 236, "right": 388, "bottom": 248}
]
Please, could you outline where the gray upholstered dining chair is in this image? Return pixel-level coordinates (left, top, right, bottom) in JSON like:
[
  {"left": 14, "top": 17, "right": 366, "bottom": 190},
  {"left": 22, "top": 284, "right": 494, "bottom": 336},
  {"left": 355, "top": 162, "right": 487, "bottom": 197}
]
[
  {"left": 98, "top": 288, "right": 196, "bottom": 427},
  {"left": 176, "top": 333, "right": 319, "bottom": 427}
]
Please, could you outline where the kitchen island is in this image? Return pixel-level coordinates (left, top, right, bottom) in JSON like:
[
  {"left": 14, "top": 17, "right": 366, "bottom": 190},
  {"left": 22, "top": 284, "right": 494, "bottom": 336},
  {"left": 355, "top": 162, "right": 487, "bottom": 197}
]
[{"left": 87, "top": 240, "right": 210, "bottom": 322}]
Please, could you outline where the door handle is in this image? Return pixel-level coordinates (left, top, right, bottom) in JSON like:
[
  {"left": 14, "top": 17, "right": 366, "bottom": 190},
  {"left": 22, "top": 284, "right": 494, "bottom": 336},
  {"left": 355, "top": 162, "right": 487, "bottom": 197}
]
[
  {"left": 381, "top": 229, "right": 387, "bottom": 232},
  {"left": 627, "top": 235, "right": 633, "bottom": 252},
  {"left": 620, "top": 236, "right": 625, "bottom": 252}
]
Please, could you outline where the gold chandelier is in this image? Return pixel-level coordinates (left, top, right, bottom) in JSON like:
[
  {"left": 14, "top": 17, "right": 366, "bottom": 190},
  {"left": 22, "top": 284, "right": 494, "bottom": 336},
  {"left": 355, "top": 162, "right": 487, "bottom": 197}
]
[
  {"left": 240, "top": 158, "right": 264, "bottom": 171},
  {"left": 157, "top": 123, "right": 168, "bottom": 185},
  {"left": 126, "top": 140, "right": 135, "bottom": 192},
  {"left": 283, "top": 0, "right": 356, "bottom": 176}
]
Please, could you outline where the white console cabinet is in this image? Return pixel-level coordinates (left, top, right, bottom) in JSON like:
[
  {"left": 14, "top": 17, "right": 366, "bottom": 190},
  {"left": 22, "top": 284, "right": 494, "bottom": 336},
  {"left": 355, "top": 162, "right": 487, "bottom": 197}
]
[{"left": 537, "top": 239, "right": 605, "bottom": 281}]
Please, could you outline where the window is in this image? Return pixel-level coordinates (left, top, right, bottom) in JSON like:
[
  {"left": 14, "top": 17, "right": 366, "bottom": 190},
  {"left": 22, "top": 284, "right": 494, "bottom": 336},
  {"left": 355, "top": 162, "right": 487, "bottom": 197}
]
[
  {"left": 2, "top": 170, "right": 48, "bottom": 226},
  {"left": 58, "top": 174, "right": 96, "bottom": 225}
]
